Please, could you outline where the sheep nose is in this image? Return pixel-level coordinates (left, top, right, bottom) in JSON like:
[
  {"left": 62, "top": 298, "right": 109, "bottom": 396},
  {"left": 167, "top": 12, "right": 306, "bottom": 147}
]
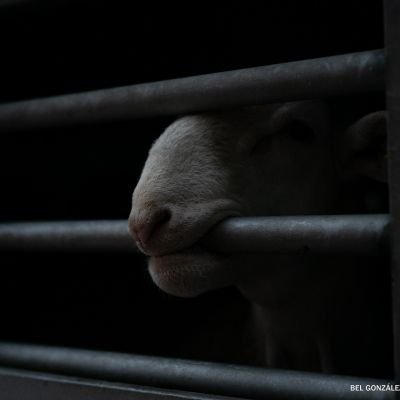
[{"left": 129, "top": 207, "right": 172, "bottom": 252}]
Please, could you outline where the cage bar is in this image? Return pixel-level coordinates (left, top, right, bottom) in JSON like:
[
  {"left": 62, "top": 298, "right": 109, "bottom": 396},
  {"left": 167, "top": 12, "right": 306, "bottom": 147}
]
[
  {"left": 0, "top": 368, "right": 241, "bottom": 400},
  {"left": 0, "top": 215, "right": 390, "bottom": 255},
  {"left": 0, "top": 50, "right": 384, "bottom": 132},
  {"left": 0, "top": 343, "right": 393, "bottom": 400},
  {"left": 0, "top": 220, "right": 135, "bottom": 252},
  {"left": 384, "top": 0, "right": 400, "bottom": 386},
  {"left": 204, "top": 214, "right": 390, "bottom": 255}
]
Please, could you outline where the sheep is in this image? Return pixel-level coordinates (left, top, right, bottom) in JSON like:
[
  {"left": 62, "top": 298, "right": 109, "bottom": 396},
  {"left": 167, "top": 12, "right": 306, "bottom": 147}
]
[{"left": 128, "top": 101, "right": 390, "bottom": 376}]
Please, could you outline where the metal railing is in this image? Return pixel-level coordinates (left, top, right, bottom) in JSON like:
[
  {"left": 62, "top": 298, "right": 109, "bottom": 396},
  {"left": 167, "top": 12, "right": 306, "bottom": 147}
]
[
  {"left": 384, "top": 0, "right": 400, "bottom": 387},
  {"left": 0, "top": 50, "right": 384, "bottom": 132},
  {"left": 0, "top": 215, "right": 390, "bottom": 255},
  {"left": 0, "top": 343, "right": 393, "bottom": 400},
  {"left": 0, "top": 1, "right": 398, "bottom": 399}
]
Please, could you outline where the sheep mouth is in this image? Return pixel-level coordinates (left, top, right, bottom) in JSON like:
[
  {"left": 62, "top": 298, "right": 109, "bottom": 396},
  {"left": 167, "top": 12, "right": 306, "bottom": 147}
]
[
  {"left": 149, "top": 212, "right": 237, "bottom": 259},
  {"left": 149, "top": 238, "right": 226, "bottom": 263},
  {"left": 140, "top": 207, "right": 241, "bottom": 258},
  {"left": 146, "top": 215, "right": 235, "bottom": 278}
]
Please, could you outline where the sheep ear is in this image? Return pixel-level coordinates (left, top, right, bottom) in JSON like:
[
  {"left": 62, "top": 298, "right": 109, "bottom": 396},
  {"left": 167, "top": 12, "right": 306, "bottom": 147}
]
[{"left": 340, "top": 111, "right": 387, "bottom": 183}]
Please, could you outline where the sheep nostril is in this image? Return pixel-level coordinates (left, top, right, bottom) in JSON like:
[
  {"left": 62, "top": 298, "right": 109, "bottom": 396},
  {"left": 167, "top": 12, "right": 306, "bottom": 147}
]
[{"left": 129, "top": 208, "right": 172, "bottom": 250}]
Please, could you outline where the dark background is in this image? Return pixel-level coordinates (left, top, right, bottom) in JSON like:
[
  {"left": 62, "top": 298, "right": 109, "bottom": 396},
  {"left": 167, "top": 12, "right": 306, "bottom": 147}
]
[{"left": 0, "top": 0, "right": 391, "bottom": 377}]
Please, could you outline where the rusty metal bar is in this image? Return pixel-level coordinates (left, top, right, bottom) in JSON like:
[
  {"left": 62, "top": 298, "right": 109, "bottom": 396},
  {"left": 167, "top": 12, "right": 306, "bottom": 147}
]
[
  {"left": 0, "top": 50, "right": 384, "bottom": 132},
  {"left": 0, "top": 343, "right": 393, "bottom": 400},
  {"left": 384, "top": 0, "right": 400, "bottom": 386},
  {"left": 0, "top": 215, "right": 390, "bottom": 254}
]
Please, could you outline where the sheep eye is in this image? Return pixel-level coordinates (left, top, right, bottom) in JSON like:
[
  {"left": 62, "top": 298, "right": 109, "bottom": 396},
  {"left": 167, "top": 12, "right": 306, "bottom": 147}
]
[{"left": 281, "top": 120, "right": 315, "bottom": 143}]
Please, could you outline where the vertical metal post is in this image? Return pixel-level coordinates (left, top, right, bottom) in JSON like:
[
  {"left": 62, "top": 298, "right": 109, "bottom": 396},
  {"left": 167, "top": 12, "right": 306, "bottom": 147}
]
[{"left": 384, "top": 0, "right": 400, "bottom": 384}]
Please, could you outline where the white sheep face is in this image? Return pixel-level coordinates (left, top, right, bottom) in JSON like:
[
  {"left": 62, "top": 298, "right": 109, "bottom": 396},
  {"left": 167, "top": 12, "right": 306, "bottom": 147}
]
[{"left": 129, "top": 101, "right": 337, "bottom": 298}]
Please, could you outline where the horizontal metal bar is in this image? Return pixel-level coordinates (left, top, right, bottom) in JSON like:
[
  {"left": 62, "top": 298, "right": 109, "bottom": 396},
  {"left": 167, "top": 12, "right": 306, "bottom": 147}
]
[
  {"left": 0, "top": 220, "right": 135, "bottom": 252},
  {"left": 0, "top": 50, "right": 384, "bottom": 132},
  {"left": 204, "top": 214, "right": 390, "bottom": 255},
  {"left": 0, "top": 215, "right": 390, "bottom": 254},
  {"left": 0, "top": 367, "right": 242, "bottom": 400},
  {"left": 0, "top": 343, "right": 393, "bottom": 400}
]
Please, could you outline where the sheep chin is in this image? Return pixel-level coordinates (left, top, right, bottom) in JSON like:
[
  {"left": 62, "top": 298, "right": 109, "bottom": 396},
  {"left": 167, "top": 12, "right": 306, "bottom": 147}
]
[{"left": 148, "top": 247, "right": 234, "bottom": 298}]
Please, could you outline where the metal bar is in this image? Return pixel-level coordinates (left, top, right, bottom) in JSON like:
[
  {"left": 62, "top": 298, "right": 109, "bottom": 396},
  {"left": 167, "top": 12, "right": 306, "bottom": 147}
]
[
  {"left": 0, "top": 50, "right": 384, "bottom": 132},
  {"left": 384, "top": 0, "right": 400, "bottom": 387},
  {"left": 204, "top": 214, "right": 390, "bottom": 255},
  {"left": 0, "top": 343, "right": 394, "bottom": 400},
  {"left": 0, "top": 220, "right": 135, "bottom": 252},
  {"left": 0, "top": 215, "right": 390, "bottom": 254},
  {"left": 0, "top": 368, "right": 245, "bottom": 400}
]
